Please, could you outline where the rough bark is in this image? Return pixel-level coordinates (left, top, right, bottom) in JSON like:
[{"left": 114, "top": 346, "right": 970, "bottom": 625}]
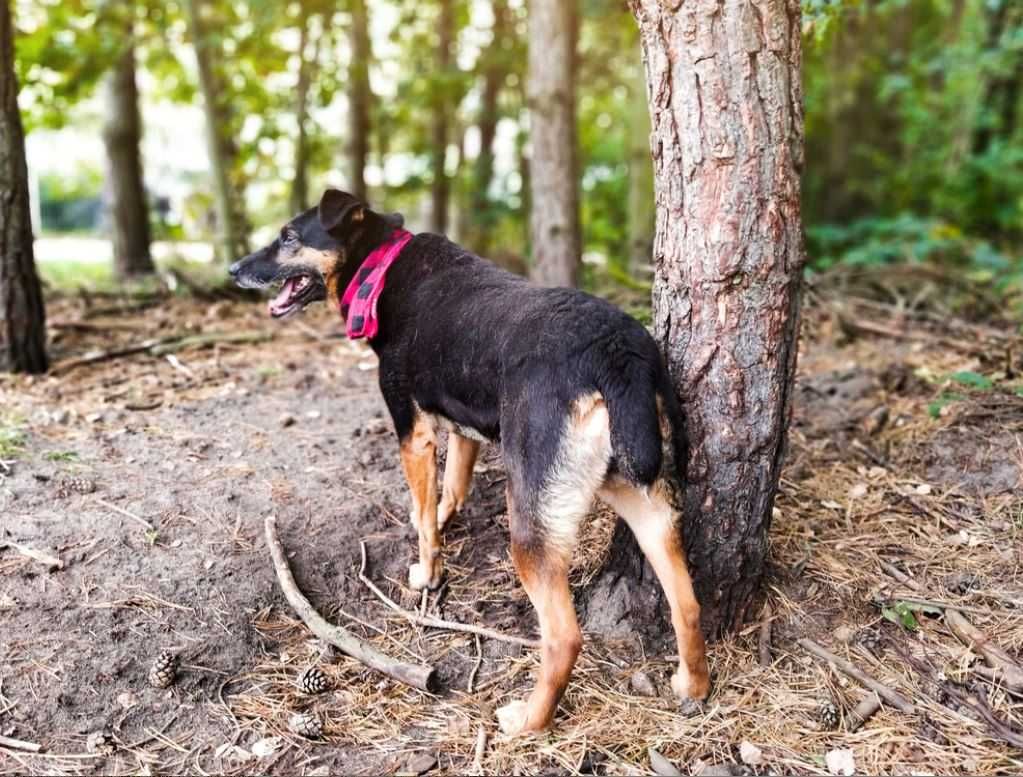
[
  {"left": 430, "top": 0, "right": 454, "bottom": 234},
  {"left": 347, "top": 0, "right": 371, "bottom": 201},
  {"left": 0, "top": 0, "right": 47, "bottom": 373},
  {"left": 626, "top": 68, "right": 654, "bottom": 274},
  {"left": 183, "top": 0, "right": 249, "bottom": 263},
  {"left": 526, "top": 0, "right": 579, "bottom": 287},
  {"left": 465, "top": 0, "right": 510, "bottom": 255},
  {"left": 102, "top": 39, "right": 154, "bottom": 279},
  {"left": 584, "top": 0, "right": 805, "bottom": 640}
]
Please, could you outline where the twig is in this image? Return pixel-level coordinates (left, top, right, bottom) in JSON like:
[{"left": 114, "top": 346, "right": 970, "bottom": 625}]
[
  {"left": 846, "top": 692, "right": 883, "bottom": 732},
  {"left": 758, "top": 604, "right": 773, "bottom": 667},
  {"left": 467, "top": 634, "right": 483, "bottom": 693},
  {"left": 0, "top": 734, "right": 42, "bottom": 752},
  {"left": 470, "top": 725, "right": 488, "bottom": 774},
  {"left": 0, "top": 542, "right": 63, "bottom": 570},
  {"left": 879, "top": 561, "right": 1023, "bottom": 693},
  {"left": 92, "top": 498, "right": 154, "bottom": 531},
  {"left": 50, "top": 336, "right": 181, "bottom": 375},
  {"left": 359, "top": 541, "right": 540, "bottom": 649},
  {"left": 798, "top": 638, "right": 915, "bottom": 713},
  {"left": 265, "top": 517, "right": 434, "bottom": 691}
]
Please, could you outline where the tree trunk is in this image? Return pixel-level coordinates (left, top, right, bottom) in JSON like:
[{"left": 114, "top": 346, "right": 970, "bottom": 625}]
[
  {"left": 626, "top": 68, "right": 654, "bottom": 275},
  {"left": 430, "top": 0, "right": 454, "bottom": 234},
  {"left": 0, "top": 0, "right": 47, "bottom": 374},
  {"left": 347, "top": 0, "right": 371, "bottom": 201},
  {"left": 526, "top": 0, "right": 579, "bottom": 288},
  {"left": 102, "top": 39, "right": 154, "bottom": 279},
  {"left": 583, "top": 0, "right": 805, "bottom": 640},
  {"left": 183, "top": 0, "right": 249, "bottom": 263},
  {"left": 290, "top": 7, "right": 316, "bottom": 214},
  {"left": 465, "top": 0, "right": 510, "bottom": 255}
]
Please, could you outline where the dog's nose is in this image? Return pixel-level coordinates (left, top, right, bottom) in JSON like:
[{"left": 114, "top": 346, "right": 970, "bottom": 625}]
[{"left": 228, "top": 260, "right": 242, "bottom": 277}]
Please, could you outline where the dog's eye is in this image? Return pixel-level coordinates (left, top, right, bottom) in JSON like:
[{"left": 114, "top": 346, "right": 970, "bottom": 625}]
[{"left": 281, "top": 230, "right": 298, "bottom": 248}]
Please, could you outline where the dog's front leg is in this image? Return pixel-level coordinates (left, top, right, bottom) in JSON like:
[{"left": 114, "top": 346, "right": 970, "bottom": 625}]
[{"left": 400, "top": 415, "right": 443, "bottom": 590}]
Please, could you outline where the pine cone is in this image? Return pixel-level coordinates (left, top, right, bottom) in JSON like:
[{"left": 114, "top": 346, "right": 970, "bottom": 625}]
[
  {"left": 289, "top": 710, "right": 324, "bottom": 738},
  {"left": 56, "top": 476, "right": 96, "bottom": 498},
  {"left": 86, "top": 731, "right": 115, "bottom": 755},
  {"left": 148, "top": 651, "right": 178, "bottom": 689},
  {"left": 857, "top": 628, "right": 882, "bottom": 656},
  {"left": 299, "top": 666, "right": 330, "bottom": 695},
  {"left": 817, "top": 698, "right": 840, "bottom": 730}
]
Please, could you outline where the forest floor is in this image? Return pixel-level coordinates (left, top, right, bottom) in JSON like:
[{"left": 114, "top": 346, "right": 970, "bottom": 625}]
[{"left": 1, "top": 268, "right": 1021, "bottom": 776}]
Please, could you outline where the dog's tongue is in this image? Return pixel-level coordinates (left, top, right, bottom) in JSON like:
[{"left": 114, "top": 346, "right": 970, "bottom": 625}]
[{"left": 269, "top": 278, "right": 297, "bottom": 316}]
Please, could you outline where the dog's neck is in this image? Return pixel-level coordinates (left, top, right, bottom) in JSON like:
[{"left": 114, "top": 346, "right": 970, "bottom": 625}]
[{"left": 335, "top": 214, "right": 402, "bottom": 301}]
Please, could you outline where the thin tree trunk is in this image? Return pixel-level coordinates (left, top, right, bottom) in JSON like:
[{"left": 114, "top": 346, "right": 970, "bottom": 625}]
[
  {"left": 626, "top": 68, "right": 653, "bottom": 275},
  {"left": 0, "top": 0, "right": 47, "bottom": 373},
  {"left": 584, "top": 0, "right": 805, "bottom": 640},
  {"left": 183, "top": 0, "right": 249, "bottom": 263},
  {"left": 430, "top": 0, "right": 454, "bottom": 234},
  {"left": 466, "top": 0, "right": 510, "bottom": 255},
  {"left": 102, "top": 39, "right": 154, "bottom": 279},
  {"left": 526, "top": 0, "right": 579, "bottom": 287},
  {"left": 290, "top": 7, "right": 314, "bottom": 214},
  {"left": 348, "top": 0, "right": 371, "bottom": 201}
]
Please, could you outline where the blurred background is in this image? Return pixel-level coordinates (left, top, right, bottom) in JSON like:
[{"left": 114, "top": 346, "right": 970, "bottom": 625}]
[{"left": 12, "top": 0, "right": 1023, "bottom": 307}]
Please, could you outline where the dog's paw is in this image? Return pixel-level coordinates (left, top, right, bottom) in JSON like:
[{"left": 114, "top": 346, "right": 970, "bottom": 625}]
[
  {"left": 408, "top": 562, "right": 441, "bottom": 591},
  {"left": 496, "top": 700, "right": 531, "bottom": 736},
  {"left": 670, "top": 667, "right": 710, "bottom": 702},
  {"left": 409, "top": 509, "right": 420, "bottom": 531}
]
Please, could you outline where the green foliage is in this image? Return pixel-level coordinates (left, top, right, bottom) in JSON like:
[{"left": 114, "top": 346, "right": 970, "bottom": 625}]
[
  {"left": 0, "top": 417, "right": 26, "bottom": 459},
  {"left": 949, "top": 370, "right": 994, "bottom": 390}
]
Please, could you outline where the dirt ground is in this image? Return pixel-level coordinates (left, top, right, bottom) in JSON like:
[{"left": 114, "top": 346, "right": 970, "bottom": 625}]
[{"left": 1, "top": 277, "right": 1021, "bottom": 776}]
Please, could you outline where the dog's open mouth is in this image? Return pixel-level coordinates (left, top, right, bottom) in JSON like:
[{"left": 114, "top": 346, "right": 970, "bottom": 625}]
[{"left": 269, "top": 273, "right": 322, "bottom": 318}]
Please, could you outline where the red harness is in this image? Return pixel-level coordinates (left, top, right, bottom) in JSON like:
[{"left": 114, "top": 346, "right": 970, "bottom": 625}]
[{"left": 339, "top": 229, "right": 414, "bottom": 340}]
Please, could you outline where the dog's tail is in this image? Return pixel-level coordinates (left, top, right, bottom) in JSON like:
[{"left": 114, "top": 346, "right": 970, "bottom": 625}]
[{"left": 599, "top": 355, "right": 687, "bottom": 488}]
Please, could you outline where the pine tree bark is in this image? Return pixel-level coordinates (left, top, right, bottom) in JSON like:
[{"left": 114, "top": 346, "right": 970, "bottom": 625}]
[
  {"left": 526, "top": 0, "right": 579, "bottom": 287},
  {"left": 347, "top": 0, "right": 371, "bottom": 201},
  {"left": 290, "top": 6, "right": 315, "bottom": 214},
  {"left": 0, "top": 0, "right": 47, "bottom": 373},
  {"left": 583, "top": 0, "right": 805, "bottom": 640},
  {"left": 430, "top": 0, "right": 454, "bottom": 234},
  {"left": 183, "top": 0, "right": 249, "bottom": 263},
  {"left": 102, "top": 39, "right": 154, "bottom": 279}
]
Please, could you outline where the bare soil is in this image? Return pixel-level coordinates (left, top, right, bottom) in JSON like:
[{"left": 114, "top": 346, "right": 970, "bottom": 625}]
[{"left": 1, "top": 285, "right": 1021, "bottom": 776}]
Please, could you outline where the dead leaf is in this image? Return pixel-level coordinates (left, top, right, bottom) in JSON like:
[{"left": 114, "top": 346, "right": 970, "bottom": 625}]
[
  {"left": 648, "top": 748, "right": 683, "bottom": 776},
  {"left": 739, "top": 741, "right": 763, "bottom": 766},
  {"left": 250, "top": 736, "right": 282, "bottom": 758}
]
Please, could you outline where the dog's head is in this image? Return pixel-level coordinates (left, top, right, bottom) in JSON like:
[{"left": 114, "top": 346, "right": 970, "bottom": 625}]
[{"left": 228, "top": 189, "right": 402, "bottom": 319}]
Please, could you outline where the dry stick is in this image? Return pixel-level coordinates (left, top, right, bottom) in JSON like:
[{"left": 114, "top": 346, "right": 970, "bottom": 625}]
[
  {"left": 846, "top": 692, "right": 883, "bottom": 732},
  {"left": 0, "top": 542, "right": 62, "bottom": 570},
  {"left": 798, "top": 638, "right": 915, "bottom": 713},
  {"left": 467, "top": 634, "right": 483, "bottom": 693},
  {"left": 758, "top": 604, "right": 773, "bottom": 667},
  {"left": 0, "top": 734, "right": 42, "bottom": 753},
  {"left": 470, "top": 725, "right": 488, "bottom": 775},
  {"left": 264, "top": 517, "right": 435, "bottom": 691},
  {"left": 92, "top": 498, "right": 155, "bottom": 532},
  {"left": 879, "top": 561, "right": 1023, "bottom": 693},
  {"left": 358, "top": 541, "right": 541, "bottom": 649}
]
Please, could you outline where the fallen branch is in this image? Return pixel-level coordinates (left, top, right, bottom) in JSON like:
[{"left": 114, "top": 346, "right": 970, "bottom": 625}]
[
  {"left": 50, "top": 336, "right": 181, "bottom": 376},
  {"left": 264, "top": 517, "right": 434, "bottom": 691},
  {"left": 846, "top": 692, "right": 882, "bottom": 732},
  {"left": 0, "top": 734, "right": 42, "bottom": 752},
  {"left": 470, "top": 725, "right": 487, "bottom": 775},
  {"left": 149, "top": 331, "right": 271, "bottom": 356},
  {"left": 798, "top": 638, "right": 915, "bottom": 713},
  {"left": 0, "top": 542, "right": 63, "bottom": 570},
  {"left": 359, "top": 541, "right": 540, "bottom": 649},
  {"left": 879, "top": 561, "right": 1023, "bottom": 693}
]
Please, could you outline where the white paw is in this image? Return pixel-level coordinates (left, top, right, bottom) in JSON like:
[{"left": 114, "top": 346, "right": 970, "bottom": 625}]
[
  {"left": 671, "top": 668, "right": 709, "bottom": 701},
  {"left": 408, "top": 563, "right": 431, "bottom": 591},
  {"left": 409, "top": 509, "right": 420, "bottom": 530},
  {"left": 496, "top": 700, "right": 530, "bottom": 736}
]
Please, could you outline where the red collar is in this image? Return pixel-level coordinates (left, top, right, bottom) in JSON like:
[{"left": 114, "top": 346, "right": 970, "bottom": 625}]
[{"left": 339, "top": 229, "right": 414, "bottom": 340}]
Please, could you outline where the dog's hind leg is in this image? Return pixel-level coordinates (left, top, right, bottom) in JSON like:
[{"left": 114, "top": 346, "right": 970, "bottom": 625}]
[
  {"left": 400, "top": 414, "right": 443, "bottom": 590},
  {"left": 597, "top": 478, "right": 710, "bottom": 702},
  {"left": 437, "top": 431, "right": 479, "bottom": 531},
  {"left": 496, "top": 392, "right": 611, "bottom": 735}
]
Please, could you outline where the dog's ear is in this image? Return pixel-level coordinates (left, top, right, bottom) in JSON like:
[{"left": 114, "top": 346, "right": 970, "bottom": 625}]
[{"left": 318, "top": 189, "right": 365, "bottom": 237}]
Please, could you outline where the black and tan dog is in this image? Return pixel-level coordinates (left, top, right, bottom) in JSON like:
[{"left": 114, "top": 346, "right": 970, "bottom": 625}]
[{"left": 229, "top": 189, "right": 710, "bottom": 735}]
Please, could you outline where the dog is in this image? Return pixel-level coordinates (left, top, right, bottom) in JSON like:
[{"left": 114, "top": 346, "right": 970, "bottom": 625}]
[{"left": 229, "top": 189, "right": 710, "bottom": 735}]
